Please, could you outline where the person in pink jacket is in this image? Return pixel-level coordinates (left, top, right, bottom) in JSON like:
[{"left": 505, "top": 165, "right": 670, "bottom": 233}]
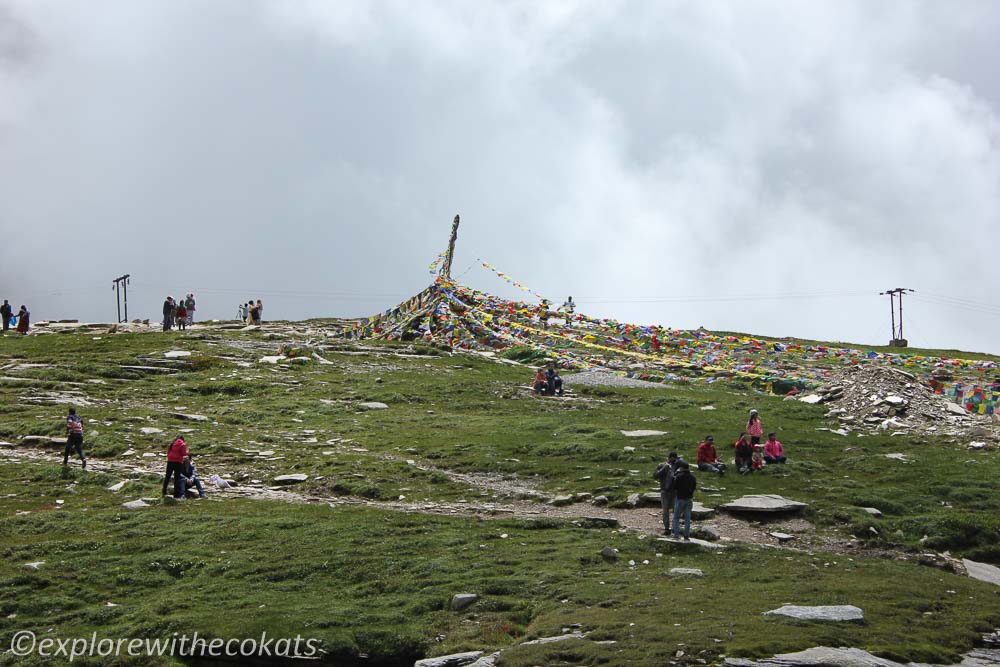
[
  {"left": 746, "top": 409, "right": 763, "bottom": 445},
  {"left": 763, "top": 432, "right": 786, "bottom": 464},
  {"left": 163, "top": 436, "right": 190, "bottom": 498}
]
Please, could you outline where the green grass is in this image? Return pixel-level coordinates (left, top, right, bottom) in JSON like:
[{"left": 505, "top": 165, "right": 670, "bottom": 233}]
[{"left": 1, "top": 328, "right": 999, "bottom": 665}]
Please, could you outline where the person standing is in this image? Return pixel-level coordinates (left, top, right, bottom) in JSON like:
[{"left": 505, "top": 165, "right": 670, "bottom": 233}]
[
  {"left": 63, "top": 407, "right": 87, "bottom": 469},
  {"left": 175, "top": 300, "right": 187, "bottom": 331},
  {"left": 15, "top": 305, "right": 29, "bottom": 334},
  {"left": 671, "top": 461, "right": 697, "bottom": 540},
  {"left": 185, "top": 294, "right": 196, "bottom": 325},
  {"left": 163, "top": 436, "right": 189, "bottom": 498},
  {"left": 246, "top": 299, "right": 255, "bottom": 324},
  {"left": 162, "top": 297, "right": 173, "bottom": 331},
  {"left": 653, "top": 451, "right": 680, "bottom": 535},
  {"left": 256, "top": 299, "right": 263, "bottom": 324},
  {"left": 238, "top": 302, "right": 248, "bottom": 321},
  {"left": 746, "top": 409, "right": 763, "bottom": 445},
  {"left": 0, "top": 300, "right": 11, "bottom": 333}
]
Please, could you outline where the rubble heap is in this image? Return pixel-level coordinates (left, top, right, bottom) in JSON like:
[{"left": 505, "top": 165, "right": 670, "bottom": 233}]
[{"left": 797, "top": 363, "right": 993, "bottom": 438}]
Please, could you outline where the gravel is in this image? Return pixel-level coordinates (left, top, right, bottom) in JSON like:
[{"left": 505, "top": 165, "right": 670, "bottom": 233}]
[{"left": 563, "top": 370, "right": 671, "bottom": 390}]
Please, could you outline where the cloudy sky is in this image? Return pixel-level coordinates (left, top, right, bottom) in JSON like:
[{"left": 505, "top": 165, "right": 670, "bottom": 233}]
[{"left": 2, "top": 1, "right": 998, "bottom": 353}]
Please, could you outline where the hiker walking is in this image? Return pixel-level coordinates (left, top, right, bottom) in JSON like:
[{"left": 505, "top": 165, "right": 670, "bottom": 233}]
[
  {"left": 63, "top": 407, "right": 87, "bottom": 469},
  {"left": 671, "top": 461, "right": 697, "bottom": 540},
  {"left": 15, "top": 305, "right": 29, "bottom": 334},
  {"left": 653, "top": 451, "right": 680, "bottom": 535},
  {"left": 163, "top": 436, "right": 189, "bottom": 498},
  {"left": 0, "top": 300, "right": 11, "bottom": 333}
]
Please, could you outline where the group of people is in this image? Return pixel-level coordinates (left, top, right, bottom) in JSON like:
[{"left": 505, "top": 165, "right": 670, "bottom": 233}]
[
  {"left": 162, "top": 294, "right": 196, "bottom": 331},
  {"left": 696, "top": 409, "right": 787, "bottom": 475},
  {"left": 1, "top": 299, "right": 30, "bottom": 334},
  {"left": 653, "top": 409, "right": 790, "bottom": 538},
  {"left": 532, "top": 361, "right": 564, "bottom": 396},
  {"left": 238, "top": 299, "right": 264, "bottom": 325},
  {"left": 162, "top": 436, "right": 206, "bottom": 499}
]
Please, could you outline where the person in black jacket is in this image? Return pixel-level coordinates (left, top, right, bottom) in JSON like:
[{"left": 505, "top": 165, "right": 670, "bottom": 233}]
[
  {"left": 162, "top": 297, "right": 174, "bottom": 331},
  {"left": 672, "top": 461, "right": 697, "bottom": 540},
  {"left": 653, "top": 452, "right": 680, "bottom": 534},
  {"left": 0, "top": 300, "right": 11, "bottom": 333}
]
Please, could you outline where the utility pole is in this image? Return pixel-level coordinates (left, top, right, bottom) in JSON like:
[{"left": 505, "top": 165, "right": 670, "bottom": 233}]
[
  {"left": 879, "top": 287, "right": 913, "bottom": 347},
  {"left": 112, "top": 274, "right": 130, "bottom": 323}
]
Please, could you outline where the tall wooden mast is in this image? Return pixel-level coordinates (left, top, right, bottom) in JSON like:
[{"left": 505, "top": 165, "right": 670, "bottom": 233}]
[{"left": 439, "top": 214, "right": 461, "bottom": 279}]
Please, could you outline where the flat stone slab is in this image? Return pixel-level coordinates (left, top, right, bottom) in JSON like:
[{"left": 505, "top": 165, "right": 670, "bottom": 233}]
[
  {"left": 139, "top": 427, "right": 163, "bottom": 435},
  {"left": 170, "top": 413, "right": 209, "bottom": 422},
  {"left": 770, "top": 532, "right": 795, "bottom": 542},
  {"left": 656, "top": 536, "right": 724, "bottom": 549},
  {"left": 358, "top": 402, "right": 389, "bottom": 410},
  {"left": 963, "top": 559, "right": 1000, "bottom": 586},
  {"left": 620, "top": 429, "right": 667, "bottom": 437},
  {"left": 122, "top": 500, "right": 150, "bottom": 509},
  {"left": 669, "top": 568, "right": 704, "bottom": 576},
  {"left": 519, "top": 632, "right": 586, "bottom": 646},
  {"left": 765, "top": 605, "right": 864, "bottom": 622},
  {"left": 691, "top": 501, "right": 715, "bottom": 519},
  {"left": 273, "top": 474, "right": 308, "bottom": 485},
  {"left": 414, "top": 651, "right": 484, "bottom": 667},
  {"left": 861, "top": 507, "right": 883, "bottom": 516},
  {"left": 107, "top": 481, "right": 128, "bottom": 492},
  {"left": 726, "top": 646, "right": 907, "bottom": 666},
  {"left": 720, "top": 495, "right": 808, "bottom": 513},
  {"left": 163, "top": 350, "right": 191, "bottom": 358}
]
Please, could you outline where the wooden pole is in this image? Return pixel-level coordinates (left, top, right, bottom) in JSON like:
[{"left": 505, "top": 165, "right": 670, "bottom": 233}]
[{"left": 440, "top": 214, "right": 461, "bottom": 279}]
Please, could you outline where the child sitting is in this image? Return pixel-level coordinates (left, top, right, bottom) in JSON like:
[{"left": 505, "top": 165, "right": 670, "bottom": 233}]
[
  {"left": 532, "top": 368, "right": 548, "bottom": 394},
  {"left": 751, "top": 443, "right": 765, "bottom": 470}
]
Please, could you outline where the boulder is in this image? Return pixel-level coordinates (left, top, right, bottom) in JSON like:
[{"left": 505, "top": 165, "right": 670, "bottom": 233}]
[
  {"left": 599, "top": 547, "right": 618, "bottom": 560},
  {"left": 720, "top": 495, "right": 808, "bottom": 514},
  {"left": 695, "top": 525, "right": 721, "bottom": 541},
  {"left": 414, "top": 652, "right": 485, "bottom": 667},
  {"left": 620, "top": 429, "right": 667, "bottom": 437},
  {"left": 450, "top": 594, "right": 479, "bottom": 611},
  {"left": 591, "top": 495, "right": 608, "bottom": 506},
  {"left": 963, "top": 559, "right": 1000, "bottom": 587},
  {"left": 764, "top": 605, "right": 863, "bottom": 622},
  {"left": 273, "top": 474, "right": 308, "bottom": 486},
  {"left": 358, "top": 402, "right": 389, "bottom": 410}
]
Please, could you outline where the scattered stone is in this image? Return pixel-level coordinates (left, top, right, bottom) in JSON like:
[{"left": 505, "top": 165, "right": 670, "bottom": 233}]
[
  {"left": 592, "top": 495, "right": 608, "bottom": 506},
  {"left": 107, "top": 481, "right": 128, "bottom": 492},
  {"left": 122, "top": 500, "right": 150, "bottom": 509},
  {"left": 725, "top": 646, "right": 906, "bottom": 666},
  {"left": 161, "top": 495, "right": 179, "bottom": 505},
  {"left": 273, "top": 474, "right": 308, "bottom": 486},
  {"left": 519, "top": 632, "right": 586, "bottom": 646},
  {"left": 720, "top": 495, "right": 808, "bottom": 514},
  {"left": 691, "top": 501, "right": 715, "bottom": 519},
  {"left": 170, "top": 413, "right": 209, "bottom": 422},
  {"left": 963, "top": 559, "right": 1000, "bottom": 587},
  {"left": 163, "top": 350, "right": 191, "bottom": 358},
  {"left": 548, "top": 495, "right": 574, "bottom": 507},
  {"left": 24, "top": 561, "right": 45, "bottom": 570},
  {"left": 620, "top": 429, "right": 667, "bottom": 437},
  {"left": 450, "top": 594, "right": 479, "bottom": 611},
  {"left": 139, "top": 427, "right": 163, "bottom": 435},
  {"left": 798, "top": 394, "right": 824, "bottom": 404},
  {"left": 600, "top": 547, "right": 619, "bottom": 560},
  {"left": 860, "top": 507, "right": 883, "bottom": 516},
  {"left": 623, "top": 446, "right": 635, "bottom": 453},
  {"left": 669, "top": 568, "right": 704, "bottom": 576},
  {"left": 696, "top": 525, "right": 721, "bottom": 541},
  {"left": 414, "top": 651, "right": 485, "bottom": 667},
  {"left": 764, "top": 605, "right": 864, "bottom": 622},
  {"left": 770, "top": 532, "right": 795, "bottom": 543},
  {"left": 575, "top": 517, "right": 619, "bottom": 529},
  {"left": 884, "top": 453, "right": 910, "bottom": 462},
  {"left": 358, "top": 402, "right": 389, "bottom": 410}
]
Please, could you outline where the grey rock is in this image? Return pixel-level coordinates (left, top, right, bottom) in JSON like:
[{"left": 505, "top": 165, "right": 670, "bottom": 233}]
[
  {"left": 720, "top": 495, "right": 808, "bottom": 513},
  {"left": 655, "top": 536, "right": 724, "bottom": 549},
  {"left": 122, "top": 499, "right": 150, "bottom": 509},
  {"left": 413, "top": 651, "right": 484, "bottom": 667},
  {"left": 161, "top": 495, "right": 180, "bottom": 505},
  {"left": 465, "top": 653, "right": 501, "bottom": 667},
  {"left": 626, "top": 493, "right": 641, "bottom": 508},
  {"left": 273, "top": 474, "right": 309, "bottom": 485},
  {"left": 600, "top": 547, "right": 618, "bottom": 560},
  {"left": 861, "top": 507, "right": 883, "bottom": 516},
  {"left": 520, "top": 632, "right": 586, "bottom": 646},
  {"left": 620, "top": 429, "right": 667, "bottom": 437},
  {"left": 591, "top": 495, "right": 609, "bottom": 506},
  {"left": 764, "top": 605, "right": 864, "bottom": 622},
  {"left": 770, "top": 532, "right": 795, "bottom": 543},
  {"left": 170, "top": 413, "right": 209, "bottom": 422},
  {"left": 963, "top": 559, "right": 1000, "bottom": 586},
  {"left": 640, "top": 492, "right": 663, "bottom": 506},
  {"left": 724, "top": 646, "right": 906, "bottom": 666},
  {"left": 24, "top": 561, "right": 45, "bottom": 570},
  {"left": 107, "top": 481, "right": 128, "bottom": 492},
  {"left": 669, "top": 568, "right": 704, "bottom": 576},
  {"left": 548, "top": 495, "right": 574, "bottom": 507},
  {"left": 139, "top": 427, "right": 163, "bottom": 435},
  {"left": 359, "top": 402, "right": 389, "bottom": 410},
  {"left": 691, "top": 501, "right": 715, "bottom": 519},
  {"left": 575, "top": 517, "right": 620, "bottom": 529},
  {"left": 695, "top": 525, "right": 721, "bottom": 541},
  {"left": 450, "top": 593, "right": 479, "bottom": 611}
]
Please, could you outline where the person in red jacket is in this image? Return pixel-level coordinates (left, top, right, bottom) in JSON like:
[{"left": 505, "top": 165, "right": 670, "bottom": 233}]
[
  {"left": 163, "top": 436, "right": 189, "bottom": 498},
  {"left": 696, "top": 435, "right": 726, "bottom": 475}
]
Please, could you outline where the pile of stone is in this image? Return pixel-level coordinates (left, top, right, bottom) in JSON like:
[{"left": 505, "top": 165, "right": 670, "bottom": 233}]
[{"left": 796, "top": 363, "right": 989, "bottom": 438}]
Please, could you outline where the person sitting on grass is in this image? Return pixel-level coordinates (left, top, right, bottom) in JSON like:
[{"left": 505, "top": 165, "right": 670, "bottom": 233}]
[
  {"left": 696, "top": 436, "right": 726, "bottom": 475},
  {"left": 532, "top": 367, "right": 548, "bottom": 394},
  {"left": 671, "top": 461, "right": 697, "bottom": 541},
  {"left": 545, "top": 361, "right": 564, "bottom": 396},
  {"left": 751, "top": 443, "right": 765, "bottom": 470},
  {"left": 179, "top": 455, "right": 206, "bottom": 499},
  {"left": 764, "top": 432, "right": 787, "bottom": 464},
  {"left": 733, "top": 432, "right": 754, "bottom": 474}
]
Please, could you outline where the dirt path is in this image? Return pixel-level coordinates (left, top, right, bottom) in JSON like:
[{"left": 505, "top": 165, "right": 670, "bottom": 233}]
[{"left": 0, "top": 446, "right": 936, "bottom": 563}]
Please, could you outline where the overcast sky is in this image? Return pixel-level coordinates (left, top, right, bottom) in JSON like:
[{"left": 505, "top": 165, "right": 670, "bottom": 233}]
[{"left": 2, "top": 1, "right": 998, "bottom": 353}]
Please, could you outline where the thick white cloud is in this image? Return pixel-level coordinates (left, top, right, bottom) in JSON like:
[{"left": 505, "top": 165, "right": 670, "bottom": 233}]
[{"left": 1, "top": 0, "right": 998, "bottom": 352}]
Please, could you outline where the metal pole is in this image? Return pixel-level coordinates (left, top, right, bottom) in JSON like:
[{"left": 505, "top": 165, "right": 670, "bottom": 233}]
[
  {"left": 889, "top": 292, "right": 896, "bottom": 340},
  {"left": 123, "top": 277, "right": 129, "bottom": 321},
  {"left": 115, "top": 282, "right": 121, "bottom": 323}
]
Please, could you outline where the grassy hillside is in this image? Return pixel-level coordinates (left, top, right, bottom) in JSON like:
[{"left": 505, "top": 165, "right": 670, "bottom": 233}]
[{"left": 1, "top": 325, "right": 998, "bottom": 666}]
